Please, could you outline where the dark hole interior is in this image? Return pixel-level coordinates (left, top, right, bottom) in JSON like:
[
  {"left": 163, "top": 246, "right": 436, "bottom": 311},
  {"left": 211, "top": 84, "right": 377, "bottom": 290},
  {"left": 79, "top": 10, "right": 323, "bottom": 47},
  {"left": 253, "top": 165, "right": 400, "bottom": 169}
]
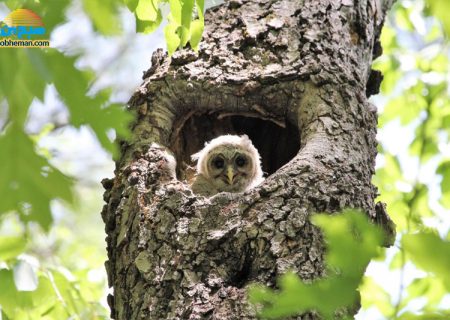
[{"left": 171, "top": 113, "right": 300, "bottom": 181}]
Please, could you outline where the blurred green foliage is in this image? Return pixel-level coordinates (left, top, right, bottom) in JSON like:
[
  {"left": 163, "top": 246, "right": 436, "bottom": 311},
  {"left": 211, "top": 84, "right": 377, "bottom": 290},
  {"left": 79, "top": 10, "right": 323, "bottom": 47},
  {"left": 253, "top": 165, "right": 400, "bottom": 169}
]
[
  {"left": 249, "top": 211, "right": 384, "bottom": 319},
  {"left": 0, "top": 0, "right": 449, "bottom": 319}
]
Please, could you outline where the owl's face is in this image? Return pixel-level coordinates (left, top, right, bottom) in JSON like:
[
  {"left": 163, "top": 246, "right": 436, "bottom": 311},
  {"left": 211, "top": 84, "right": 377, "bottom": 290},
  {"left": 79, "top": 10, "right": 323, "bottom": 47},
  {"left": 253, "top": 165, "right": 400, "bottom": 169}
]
[
  {"left": 192, "top": 135, "right": 264, "bottom": 194},
  {"left": 206, "top": 147, "right": 255, "bottom": 192}
]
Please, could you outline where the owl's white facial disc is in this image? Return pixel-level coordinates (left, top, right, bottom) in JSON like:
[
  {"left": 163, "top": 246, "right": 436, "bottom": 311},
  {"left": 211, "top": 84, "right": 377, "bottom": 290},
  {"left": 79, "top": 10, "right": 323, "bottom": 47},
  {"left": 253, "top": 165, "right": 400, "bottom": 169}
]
[
  {"left": 191, "top": 134, "right": 264, "bottom": 194},
  {"left": 206, "top": 149, "right": 254, "bottom": 192}
]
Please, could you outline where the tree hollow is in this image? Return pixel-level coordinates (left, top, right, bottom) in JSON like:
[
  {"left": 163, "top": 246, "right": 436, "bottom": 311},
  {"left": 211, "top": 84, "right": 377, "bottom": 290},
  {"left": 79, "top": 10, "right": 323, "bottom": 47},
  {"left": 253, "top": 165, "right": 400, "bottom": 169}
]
[{"left": 171, "top": 112, "right": 301, "bottom": 180}]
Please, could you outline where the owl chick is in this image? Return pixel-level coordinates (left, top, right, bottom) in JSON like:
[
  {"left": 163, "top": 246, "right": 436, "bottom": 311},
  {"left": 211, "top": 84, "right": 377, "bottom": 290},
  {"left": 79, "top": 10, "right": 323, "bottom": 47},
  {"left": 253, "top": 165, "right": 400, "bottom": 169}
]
[{"left": 190, "top": 135, "right": 264, "bottom": 196}]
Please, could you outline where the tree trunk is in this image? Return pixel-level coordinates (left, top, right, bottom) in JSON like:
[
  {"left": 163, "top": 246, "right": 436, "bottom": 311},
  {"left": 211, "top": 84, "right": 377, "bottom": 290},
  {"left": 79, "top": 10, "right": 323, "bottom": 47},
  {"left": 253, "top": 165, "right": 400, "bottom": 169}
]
[{"left": 101, "top": 0, "right": 395, "bottom": 318}]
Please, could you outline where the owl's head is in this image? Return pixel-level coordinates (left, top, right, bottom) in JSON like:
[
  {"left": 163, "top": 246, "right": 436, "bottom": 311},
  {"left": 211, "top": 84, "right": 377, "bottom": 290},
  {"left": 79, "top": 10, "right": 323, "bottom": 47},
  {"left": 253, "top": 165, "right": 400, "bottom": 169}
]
[{"left": 191, "top": 135, "right": 264, "bottom": 193}]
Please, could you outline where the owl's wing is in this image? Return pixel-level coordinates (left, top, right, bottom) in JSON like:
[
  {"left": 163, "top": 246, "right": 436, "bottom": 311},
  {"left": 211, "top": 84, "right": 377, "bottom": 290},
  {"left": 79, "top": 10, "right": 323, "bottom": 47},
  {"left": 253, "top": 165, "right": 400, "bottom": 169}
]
[{"left": 191, "top": 173, "right": 218, "bottom": 197}]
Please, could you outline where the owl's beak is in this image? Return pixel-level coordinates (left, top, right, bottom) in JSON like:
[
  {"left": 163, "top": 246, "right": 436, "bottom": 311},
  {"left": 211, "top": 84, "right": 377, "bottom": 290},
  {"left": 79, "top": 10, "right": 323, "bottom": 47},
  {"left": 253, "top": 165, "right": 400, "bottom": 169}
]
[{"left": 227, "top": 166, "right": 235, "bottom": 184}]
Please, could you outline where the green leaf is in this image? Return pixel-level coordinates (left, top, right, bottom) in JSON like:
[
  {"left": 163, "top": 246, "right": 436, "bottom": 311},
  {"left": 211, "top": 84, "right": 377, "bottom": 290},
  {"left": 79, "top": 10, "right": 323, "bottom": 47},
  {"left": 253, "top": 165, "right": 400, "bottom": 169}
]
[
  {"left": 405, "top": 277, "right": 446, "bottom": 309},
  {"left": 0, "top": 269, "right": 30, "bottom": 318},
  {"left": 379, "top": 23, "right": 398, "bottom": 53},
  {"left": 389, "top": 250, "right": 405, "bottom": 270},
  {"left": 402, "top": 233, "right": 450, "bottom": 290},
  {"left": 385, "top": 200, "right": 409, "bottom": 232},
  {"left": 43, "top": 50, "right": 132, "bottom": 155},
  {"left": 425, "top": 0, "right": 450, "bottom": 37},
  {"left": 430, "top": 54, "right": 449, "bottom": 73},
  {"left": 0, "top": 49, "right": 49, "bottom": 126},
  {"left": 165, "top": 22, "right": 181, "bottom": 56},
  {"left": 313, "top": 212, "right": 383, "bottom": 275},
  {"left": 409, "top": 184, "right": 433, "bottom": 218},
  {"left": 379, "top": 85, "right": 427, "bottom": 127},
  {"left": 360, "top": 277, "right": 395, "bottom": 317},
  {"left": 128, "top": 0, "right": 204, "bottom": 52},
  {"left": 395, "top": 6, "right": 415, "bottom": 30},
  {"left": 190, "top": 19, "right": 204, "bottom": 51},
  {"left": 180, "top": 0, "right": 195, "bottom": 46},
  {"left": 168, "top": 0, "right": 182, "bottom": 25},
  {"left": 0, "top": 268, "right": 57, "bottom": 319},
  {"left": 196, "top": 0, "right": 205, "bottom": 19},
  {"left": 124, "top": 0, "right": 139, "bottom": 11},
  {"left": 0, "top": 236, "right": 26, "bottom": 261},
  {"left": 50, "top": 269, "right": 79, "bottom": 314},
  {"left": 409, "top": 126, "right": 439, "bottom": 163},
  {"left": 437, "top": 160, "right": 450, "bottom": 208},
  {"left": 136, "top": 10, "right": 162, "bottom": 33},
  {"left": 0, "top": 124, "right": 73, "bottom": 230},
  {"left": 136, "top": 0, "right": 160, "bottom": 22},
  {"left": 82, "top": 0, "right": 121, "bottom": 35},
  {"left": 0, "top": 261, "right": 108, "bottom": 318}
]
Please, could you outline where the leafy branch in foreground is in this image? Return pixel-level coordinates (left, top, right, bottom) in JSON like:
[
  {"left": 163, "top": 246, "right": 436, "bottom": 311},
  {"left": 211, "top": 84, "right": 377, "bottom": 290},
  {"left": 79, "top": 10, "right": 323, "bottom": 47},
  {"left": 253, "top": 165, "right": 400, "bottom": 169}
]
[
  {"left": 0, "top": 1, "right": 133, "bottom": 229},
  {"left": 126, "top": 0, "right": 205, "bottom": 55},
  {"left": 249, "top": 210, "right": 384, "bottom": 319}
]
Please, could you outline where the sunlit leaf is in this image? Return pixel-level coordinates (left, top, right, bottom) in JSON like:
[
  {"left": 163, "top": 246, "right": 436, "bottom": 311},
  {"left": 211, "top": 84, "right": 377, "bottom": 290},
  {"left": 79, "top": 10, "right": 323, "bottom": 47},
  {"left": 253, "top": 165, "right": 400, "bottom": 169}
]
[
  {"left": 0, "top": 269, "right": 31, "bottom": 318},
  {"left": 168, "top": 0, "right": 182, "bottom": 25},
  {"left": 180, "top": 0, "right": 195, "bottom": 46},
  {"left": 0, "top": 268, "right": 57, "bottom": 319},
  {"left": 425, "top": 0, "right": 450, "bottom": 37},
  {"left": 165, "top": 22, "right": 181, "bottom": 56},
  {"left": 136, "top": 10, "right": 163, "bottom": 33},
  {"left": 430, "top": 54, "right": 448, "bottom": 73},
  {"left": 360, "top": 277, "right": 395, "bottom": 317},
  {"left": 395, "top": 6, "right": 414, "bottom": 31},
  {"left": 0, "top": 236, "right": 26, "bottom": 261},
  {"left": 437, "top": 160, "right": 450, "bottom": 208},
  {"left": 384, "top": 200, "right": 409, "bottom": 231},
  {"left": 409, "top": 126, "right": 439, "bottom": 163},
  {"left": 83, "top": 0, "right": 121, "bottom": 35},
  {"left": 405, "top": 277, "right": 447, "bottom": 309},
  {"left": 124, "top": 0, "right": 139, "bottom": 11},
  {"left": 402, "top": 233, "right": 450, "bottom": 290},
  {"left": 379, "top": 85, "right": 427, "bottom": 127},
  {"left": 0, "top": 124, "right": 73, "bottom": 230},
  {"left": 136, "top": 0, "right": 160, "bottom": 22},
  {"left": 196, "top": 0, "right": 204, "bottom": 20},
  {"left": 389, "top": 250, "right": 404, "bottom": 270},
  {"left": 409, "top": 184, "right": 433, "bottom": 218},
  {"left": 126, "top": 0, "right": 204, "bottom": 53},
  {"left": 190, "top": 19, "right": 204, "bottom": 51}
]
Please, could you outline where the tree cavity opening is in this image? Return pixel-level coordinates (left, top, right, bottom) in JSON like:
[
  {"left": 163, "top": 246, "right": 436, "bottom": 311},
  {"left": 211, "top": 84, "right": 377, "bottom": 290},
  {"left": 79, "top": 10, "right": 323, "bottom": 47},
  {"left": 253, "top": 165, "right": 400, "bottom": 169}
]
[{"left": 171, "top": 113, "right": 300, "bottom": 181}]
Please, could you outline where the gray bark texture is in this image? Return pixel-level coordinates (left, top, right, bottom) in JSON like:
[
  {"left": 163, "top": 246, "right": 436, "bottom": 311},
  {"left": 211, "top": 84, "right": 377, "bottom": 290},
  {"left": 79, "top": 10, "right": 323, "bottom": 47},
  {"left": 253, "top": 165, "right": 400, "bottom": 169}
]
[{"left": 101, "top": 0, "right": 396, "bottom": 319}]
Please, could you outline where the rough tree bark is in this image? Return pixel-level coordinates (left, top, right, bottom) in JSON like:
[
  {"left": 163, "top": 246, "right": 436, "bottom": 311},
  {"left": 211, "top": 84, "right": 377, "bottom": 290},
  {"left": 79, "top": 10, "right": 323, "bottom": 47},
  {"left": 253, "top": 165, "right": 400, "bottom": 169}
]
[{"left": 101, "top": 0, "right": 396, "bottom": 319}]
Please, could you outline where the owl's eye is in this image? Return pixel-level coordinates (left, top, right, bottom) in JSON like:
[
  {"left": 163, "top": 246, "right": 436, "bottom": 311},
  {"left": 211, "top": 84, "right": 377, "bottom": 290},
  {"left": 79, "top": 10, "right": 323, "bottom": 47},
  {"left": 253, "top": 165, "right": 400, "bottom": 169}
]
[
  {"left": 235, "top": 155, "right": 247, "bottom": 167},
  {"left": 212, "top": 157, "right": 225, "bottom": 169}
]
